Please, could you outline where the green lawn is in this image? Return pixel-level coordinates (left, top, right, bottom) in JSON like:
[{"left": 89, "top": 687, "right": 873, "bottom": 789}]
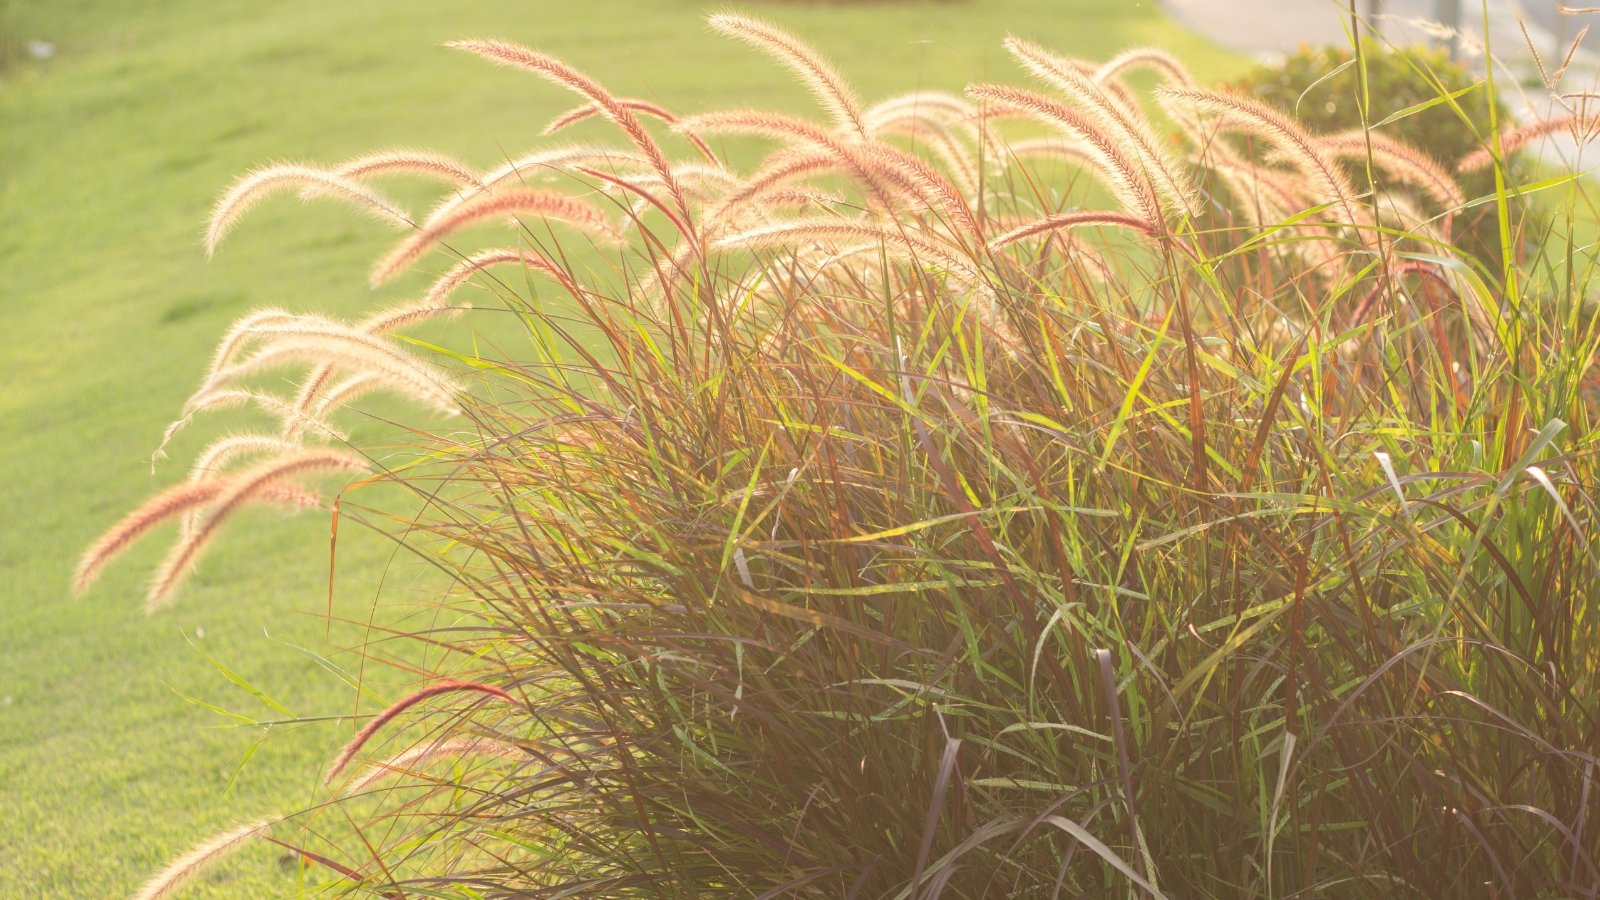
[{"left": 0, "top": 1, "right": 1240, "bottom": 895}]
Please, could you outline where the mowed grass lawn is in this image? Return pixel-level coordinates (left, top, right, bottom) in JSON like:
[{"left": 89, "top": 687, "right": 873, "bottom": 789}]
[{"left": 0, "top": 1, "right": 1239, "bottom": 895}]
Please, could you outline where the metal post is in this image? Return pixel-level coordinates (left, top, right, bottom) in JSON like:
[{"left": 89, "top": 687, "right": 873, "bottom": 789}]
[
  {"left": 1366, "top": 0, "right": 1386, "bottom": 38},
  {"left": 1554, "top": 0, "right": 1570, "bottom": 71},
  {"left": 1436, "top": 0, "right": 1463, "bottom": 60}
]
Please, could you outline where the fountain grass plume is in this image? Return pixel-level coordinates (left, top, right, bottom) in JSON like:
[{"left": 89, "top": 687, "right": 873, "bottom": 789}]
[
  {"left": 445, "top": 39, "right": 694, "bottom": 223},
  {"left": 1320, "top": 129, "right": 1465, "bottom": 211},
  {"left": 324, "top": 681, "right": 517, "bottom": 785},
  {"left": 147, "top": 449, "right": 368, "bottom": 608},
  {"left": 338, "top": 736, "right": 526, "bottom": 796},
  {"left": 194, "top": 327, "right": 460, "bottom": 415},
  {"left": 372, "top": 188, "right": 617, "bottom": 286},
  {"left": 1004, "top": 36, "right": 1199, "bottom": 216},
  {"left": 1460, "top": 111, "right": 1600, "bottom": 173},
  {"left": 543, "top": 97, "right": 719, "bottom": 162},
  {"left": 1159, "top": 85, "right": 1363, "bottom": 228},
  {"left": 708, "top": 12, "right": 868, "bottom": 139},
  {"left": 131, "top": 820, "right": 275, "bottom": 900},
  {"left": 990, "top": 209, "right": 1159, "bottom": 248},
  {"left": 967, "top": 83, "right": 1163, "bottom": 225},
  {"left": 1093, "top": 47, "right": 1194, "bottom": 86},
  {"left": 206, "top": 164, "right": 409, "bottom": 255},
  {"left": 331, "top": 148, "right": 482, "bottom": 187}
]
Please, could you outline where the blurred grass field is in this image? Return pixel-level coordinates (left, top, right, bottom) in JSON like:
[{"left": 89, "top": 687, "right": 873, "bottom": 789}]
[{"left": 0, "top": 1, "right": 1239, "bottom": 894}]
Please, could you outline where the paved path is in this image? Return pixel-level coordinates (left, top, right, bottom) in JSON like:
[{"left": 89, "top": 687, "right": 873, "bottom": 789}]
[
  {"left": 1160, "top": 0, "right": 1600, "bottom": 169},
  {"left": 1162, "top": 0, "right": 1576, "bottom": 65}
]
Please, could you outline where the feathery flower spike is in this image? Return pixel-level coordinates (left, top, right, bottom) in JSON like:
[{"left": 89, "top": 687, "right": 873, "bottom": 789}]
[
  {"left": 132, "top": 820, "right": 275, "bottom": 900},
  {"left": 207, "top": 164, "right": 409, "bottom": 255},
  {"left": 325, "top": 681, "right": 518, "bottom": 784}
]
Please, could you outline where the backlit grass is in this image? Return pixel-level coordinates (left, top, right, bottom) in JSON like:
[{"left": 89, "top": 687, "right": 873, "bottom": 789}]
[{"left": 0, "top": 2, "right": 1239, "bottom": 895}]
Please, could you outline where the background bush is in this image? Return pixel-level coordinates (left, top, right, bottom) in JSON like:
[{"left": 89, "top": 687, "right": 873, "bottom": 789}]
[{"left": 1232, "top": 40, "right": 1539, "bottom": 268}]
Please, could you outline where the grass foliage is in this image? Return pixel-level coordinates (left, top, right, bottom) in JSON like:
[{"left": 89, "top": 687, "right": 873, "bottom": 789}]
[
  {"left": 89, "top": 10, "right": 1600, "bottom": 899},
  {"left": 1, "top": 2, "right": 1230, "bottom": 895}
]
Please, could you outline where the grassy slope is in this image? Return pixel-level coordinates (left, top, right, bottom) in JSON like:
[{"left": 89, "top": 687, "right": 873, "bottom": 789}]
[{"left": 0, "top": 1, "right": 1239, "bottom": 895}]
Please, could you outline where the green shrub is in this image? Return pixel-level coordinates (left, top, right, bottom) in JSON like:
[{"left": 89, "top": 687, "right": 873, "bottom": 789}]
[
  {"left": 94, "top": 17, "right": 1600, "bottom": 899},
  {"left": 1234, "top": 42, "right": 1494, "bottom": 165},
  {"left": 1232, "top": 40, "right": 1538, "bottom": 268}
]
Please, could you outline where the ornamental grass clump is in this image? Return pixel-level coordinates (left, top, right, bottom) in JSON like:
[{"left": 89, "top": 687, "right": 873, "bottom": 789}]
[{"left": 89, "top": 12, "right": 1600, "bottom": 897}]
